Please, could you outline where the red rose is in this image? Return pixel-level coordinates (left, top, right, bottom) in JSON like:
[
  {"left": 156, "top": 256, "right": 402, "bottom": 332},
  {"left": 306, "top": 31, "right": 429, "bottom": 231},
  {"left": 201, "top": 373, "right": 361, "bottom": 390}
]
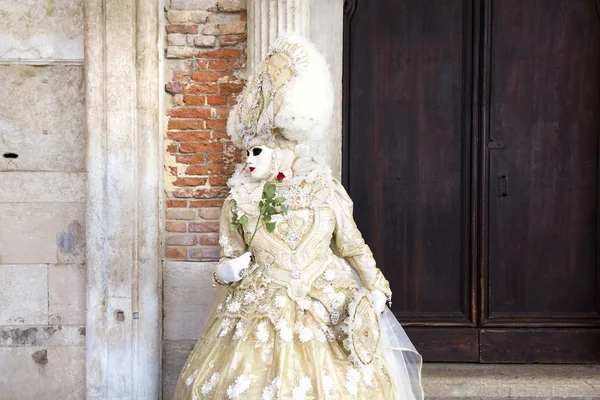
[{"left": 276, "top": 172, "right": 285, "bottom": 182}]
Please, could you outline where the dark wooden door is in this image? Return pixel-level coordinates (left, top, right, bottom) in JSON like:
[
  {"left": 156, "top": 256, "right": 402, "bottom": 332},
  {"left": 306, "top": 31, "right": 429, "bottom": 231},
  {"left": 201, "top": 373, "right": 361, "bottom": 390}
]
[{"left": 344, "top": 0, "right": 600, "bottom": 362}]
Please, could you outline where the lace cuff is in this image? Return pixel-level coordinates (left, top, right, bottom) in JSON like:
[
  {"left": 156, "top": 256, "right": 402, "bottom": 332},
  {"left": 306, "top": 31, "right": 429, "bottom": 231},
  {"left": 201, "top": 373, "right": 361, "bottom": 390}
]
[{"left": 371, "top": 270, "right": 392, "bottom": 302}]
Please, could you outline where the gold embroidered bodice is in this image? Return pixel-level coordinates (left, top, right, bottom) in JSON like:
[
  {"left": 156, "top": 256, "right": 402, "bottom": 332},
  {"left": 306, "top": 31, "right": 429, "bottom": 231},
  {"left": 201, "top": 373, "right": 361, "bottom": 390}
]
[{"left": 217, "top": 159, "right": 391, "bottom": 326}]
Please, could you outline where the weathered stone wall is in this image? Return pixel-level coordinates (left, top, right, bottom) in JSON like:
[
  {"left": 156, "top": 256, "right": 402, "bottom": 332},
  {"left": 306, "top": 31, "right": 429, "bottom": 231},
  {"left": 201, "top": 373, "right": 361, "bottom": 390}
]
[{"left": 0, "top": 0, "right": 86, "bottom": 399}]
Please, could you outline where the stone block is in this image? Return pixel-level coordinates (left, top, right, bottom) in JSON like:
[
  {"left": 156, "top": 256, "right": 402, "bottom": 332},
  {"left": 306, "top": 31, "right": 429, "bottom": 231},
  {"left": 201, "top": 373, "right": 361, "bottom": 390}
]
[
  {"left": 199, "top": 207, "right": 220, "bottom": 220},
  {"left": 48, "top": 264, "right": 86, "bottom": 325},
  {"left": 0, "top": 203, "right": 85, "bottom": 264},
  {"left": 191, "top": 34, "right": 217, "bottom": 48},
  {"left": 162, "top": 340, "right": 196, "bottom": 400},
  {"left": 163, "top": 261, "right": 215, "bottom": 340},
  {"left": 170, "top": 0, "right": 217, "bottom": 11},
  {"left": 0, "top": 0, "right": 84, "bottom": 61},
  {"left": 188, "top": 246, "right": 220, "bottom": 260},
  {"left": 0, "top": 346, "right": 85, "bottom": 399},
  {"left": 167, "top": 46, "right": 196, "bottom": 59},
  {"left": 217, "top": 0, "right": 245, "bottom": 12},
  {"left": 168, "top": 33, "right": 188, "bottom": 47},
  {"left": 422, "top": 363, "right": 600, "bottom": 398},
  {"left": 166, "top": 208, "right": 197, "bottom": 220},
  {"left": 0, "top": 264, "right": 48, "bottom": 325},
  {"left": 0, "top": 172, "right": 86, "bottom": 203},
  {"left": 0, "top": 65, "right": 85, "bottom": 172}
]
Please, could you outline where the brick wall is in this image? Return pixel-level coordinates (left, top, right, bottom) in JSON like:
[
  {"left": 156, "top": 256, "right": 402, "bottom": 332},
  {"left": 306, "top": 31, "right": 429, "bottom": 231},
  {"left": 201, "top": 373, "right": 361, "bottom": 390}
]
[{"left": 164, "top": 0, "right": 246, "bottom": 262}]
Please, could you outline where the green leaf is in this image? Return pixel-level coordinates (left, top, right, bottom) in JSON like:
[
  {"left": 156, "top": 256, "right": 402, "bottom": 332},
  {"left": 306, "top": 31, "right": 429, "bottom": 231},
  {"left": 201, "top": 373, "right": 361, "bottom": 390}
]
[
  {"left": 239, "top": 215, "right": 248, "bottom": 225},
  {"left": 264, "top": 183, "right": 276, "bottom": 197},
  {"left": 230, "top": 223, "right": 238, "bottom": 231},
  {"left": 259, "top": 200, "right": 264, "bottom": 208},
  {"left": 266, "top": 206, "right": 277, "bottom": 214},
  {"left": 274, "top": 197, "right": 286, "bottom": 205},
  {"left": 263, "top": 215, "right": 271, "bottom": 223},
  {"left": 280, "top": 205, "right": 288, "bottom": 214},
  {"left": 265, "top": 222, "right": 276, "bottom": 232}
]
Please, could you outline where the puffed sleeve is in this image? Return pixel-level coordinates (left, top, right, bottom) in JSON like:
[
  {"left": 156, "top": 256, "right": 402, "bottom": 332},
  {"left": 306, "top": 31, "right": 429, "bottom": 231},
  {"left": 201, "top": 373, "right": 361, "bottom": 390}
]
[
  {"left": 330, "top": 178, "right": 392, "bottom": 301},
  {"left": 218, "top": 196, "right": 248, "bottom": 264}
]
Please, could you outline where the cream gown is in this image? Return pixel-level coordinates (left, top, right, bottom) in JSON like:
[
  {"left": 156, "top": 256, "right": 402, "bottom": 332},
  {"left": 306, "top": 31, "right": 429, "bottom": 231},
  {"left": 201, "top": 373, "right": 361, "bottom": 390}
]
[{"left": 174, "top": 158, "right": 423, "bottom": 400}]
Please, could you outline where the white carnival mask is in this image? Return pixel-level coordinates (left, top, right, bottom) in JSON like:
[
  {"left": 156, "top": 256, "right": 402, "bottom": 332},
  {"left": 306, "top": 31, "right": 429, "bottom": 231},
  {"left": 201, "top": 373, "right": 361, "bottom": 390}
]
[{"left": 246, "top": 145, "right": 275, "bottom": 180}]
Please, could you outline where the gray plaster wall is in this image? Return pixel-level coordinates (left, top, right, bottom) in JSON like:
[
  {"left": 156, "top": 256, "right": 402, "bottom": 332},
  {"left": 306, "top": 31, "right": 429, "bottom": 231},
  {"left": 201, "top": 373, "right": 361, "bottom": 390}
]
[{"left": 0, "top": 1, "right": 86, "bottom": 398}]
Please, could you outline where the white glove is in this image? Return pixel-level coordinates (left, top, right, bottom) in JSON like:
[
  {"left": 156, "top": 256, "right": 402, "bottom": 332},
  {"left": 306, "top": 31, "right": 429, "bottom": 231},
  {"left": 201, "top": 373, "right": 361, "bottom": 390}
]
[
  {"left": 214, "top": 252, "right": 252, "bottom": 283},
  {"left": 370, "top": 289, "right": 387, "bottom": 314}
]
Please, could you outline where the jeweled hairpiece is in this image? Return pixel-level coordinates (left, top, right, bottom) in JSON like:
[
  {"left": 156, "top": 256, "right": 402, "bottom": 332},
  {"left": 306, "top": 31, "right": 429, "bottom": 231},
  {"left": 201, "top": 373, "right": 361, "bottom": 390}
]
[{"left": 227, "top": 35, "right": 334, "bottom": 151}]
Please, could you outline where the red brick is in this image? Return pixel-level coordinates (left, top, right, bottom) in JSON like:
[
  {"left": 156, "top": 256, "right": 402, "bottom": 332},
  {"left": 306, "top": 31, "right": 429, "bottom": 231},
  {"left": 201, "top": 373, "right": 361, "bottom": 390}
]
[
  {"left": 184, "top": 83, "right": 218, "bottom": 94},
  {"left": 209, "top": 175, "right": 228, "bottom": 186},
  {"left": 190, "top": 199, "right": 225, "bottom": 208},
  {"left": 198, "top": 48, "right": 242, "bottom": 59},
  {"left": 166, "top": 247, "right": 187, "bottom": 258},
  {"left": 207, "top": 152, "right": 241, "bottom": 164},
  {"left": 167, "top": 235, "right": 198, "bottom": 246},
  {"left": 168, "top": 108, "right": 211, "bottom": 118},
  {"left": 175, "top": 154, "right": 206, "bottom": 164},
  {"left": 165, "top": 81, "right": 183, "bottom": 94},
  {"left": 213, "top": 108, "right": 231, "bottom": 118},
  {"left": 173, "top": 177, "right": 207, "bottom": 186},
  {"left": 167, "top": 200, "right": 188, "bottom": 208},
  {"left": 225, "top": 166, "right": 236, "bottom": 174},
  {"left": 168, "top": 131, "right": 211, "bottom": 141},
  {"left": 219, "top": 83, "right": 244, "bottom": 94},
  {"left": 197, "top": 59, "right": 209, "bottom": 70},
  {"left": 173, "top": 70, "right": 191, "bottom": 82},
  {"left": 168, "top": 119, "right": 205, "bottom": 130},
  {"left": 240, "top": 11, "right": 247, "bottom": 21},
  {"left": 211, "top": 130, "right": 230, "bottom": 140},
  {"left": 192, "top": 71, "right": 236, "bottom": 82},
  {"left": 206, "top": 153, "right": 227, "bottom": 163},
  {"left": 183, "top": 95, "right": 205, "bottom": 106},
  {"left": 200, "top": 234, "right": 219, "bottom": 245},
  {"left": 229, "top": 95, "right": 238, "bottom": 105},
  {"left": 166, "top": 24, "right": 199, "bottom": 34},
  {"left": 166, "top": 221, "right": 187, "bottom": 233},
  {"left": 209, "top": 59, "right": 243, "bottom": 70},
  {"left": 218, "top": 23, "right": 246, "bottom": 35},
  {"left": 167, "top": 143, "right": 178, "bottom": 153},
  {"left": 185, "top": 165, "right": 225, "bottom": 175},
  {"left": 206, "top": 95, "right": 228, "bottom": 106},
  {"left": 221, "top": 34, "right": 246, "bottom": 46},
  {"left": 180, "top": 142, "right": 223, "bottom": 153},
  {"left": 189, "top": 221, "right": 219, "bottom": 233},
  {"left": 169, "top": 166, "right": 178, "bottom": 176},
  {"left": 206, "top": 119, "right": 228, "bottom": 129}
]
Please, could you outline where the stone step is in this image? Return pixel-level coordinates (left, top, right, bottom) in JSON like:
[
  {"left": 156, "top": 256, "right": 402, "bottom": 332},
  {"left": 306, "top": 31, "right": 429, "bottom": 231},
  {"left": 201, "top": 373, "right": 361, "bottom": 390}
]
[{"left": 422, "top": 363, "right": 600, "bottom": 398}]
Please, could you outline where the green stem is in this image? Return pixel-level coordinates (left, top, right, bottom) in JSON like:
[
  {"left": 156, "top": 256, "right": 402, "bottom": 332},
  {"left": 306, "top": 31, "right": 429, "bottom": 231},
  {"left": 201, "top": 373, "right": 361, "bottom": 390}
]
[{"left": 247, "top": 211, "right": 262, "bottom": 248}]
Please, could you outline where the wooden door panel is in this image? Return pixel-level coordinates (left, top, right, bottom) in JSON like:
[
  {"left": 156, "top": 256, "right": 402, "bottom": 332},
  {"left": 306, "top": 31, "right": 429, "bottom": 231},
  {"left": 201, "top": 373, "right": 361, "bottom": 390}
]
[
  {"left": 405, "top": 327, "right": 479, "bottom": 362},
  {"left": 484, "top": 0, "right": 600, "bottom": 328},
  {"left": 480, "top": 329, "right": 600, "bottom": 363},
  {"left": 345, "top": 0, "right": 474, "bottom": 334}
]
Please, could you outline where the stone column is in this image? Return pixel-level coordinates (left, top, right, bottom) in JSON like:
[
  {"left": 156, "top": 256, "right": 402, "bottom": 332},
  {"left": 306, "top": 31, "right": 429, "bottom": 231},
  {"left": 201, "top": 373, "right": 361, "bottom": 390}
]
[
  {"left": 247, "top": 0, "right": 311, "bottom": 74},
  {"left": 246, "top": 0, "right": 344, "bottom": 178},
  {"left": 84, "top": 0, "right": 162, "bottom": 398}
]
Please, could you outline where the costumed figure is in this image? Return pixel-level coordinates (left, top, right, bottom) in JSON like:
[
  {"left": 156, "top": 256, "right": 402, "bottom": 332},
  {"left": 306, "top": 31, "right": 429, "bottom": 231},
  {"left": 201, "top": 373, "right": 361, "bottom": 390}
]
[{"left": 174, "top": 35, "right": 423, "bottom": 400}]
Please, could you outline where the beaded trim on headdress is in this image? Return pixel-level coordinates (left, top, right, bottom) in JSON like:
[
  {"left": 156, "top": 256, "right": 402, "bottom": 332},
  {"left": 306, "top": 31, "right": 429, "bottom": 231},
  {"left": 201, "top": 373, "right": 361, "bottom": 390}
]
[{"left": 230, "top": 37, "right": 310, "bottom": 150}]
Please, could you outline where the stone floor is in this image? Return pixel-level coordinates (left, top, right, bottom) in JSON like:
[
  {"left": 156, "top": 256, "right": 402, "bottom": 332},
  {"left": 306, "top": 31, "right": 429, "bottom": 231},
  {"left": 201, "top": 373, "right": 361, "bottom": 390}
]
[{"left": 422, "top": 364, "right": 600, "bottom": 398}]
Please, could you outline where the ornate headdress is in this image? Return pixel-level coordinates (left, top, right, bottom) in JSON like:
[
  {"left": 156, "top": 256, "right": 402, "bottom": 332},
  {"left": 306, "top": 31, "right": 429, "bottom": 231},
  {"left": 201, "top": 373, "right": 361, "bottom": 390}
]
[{"left": 227, "top": 35, "right": 334, "bottom": 151}]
